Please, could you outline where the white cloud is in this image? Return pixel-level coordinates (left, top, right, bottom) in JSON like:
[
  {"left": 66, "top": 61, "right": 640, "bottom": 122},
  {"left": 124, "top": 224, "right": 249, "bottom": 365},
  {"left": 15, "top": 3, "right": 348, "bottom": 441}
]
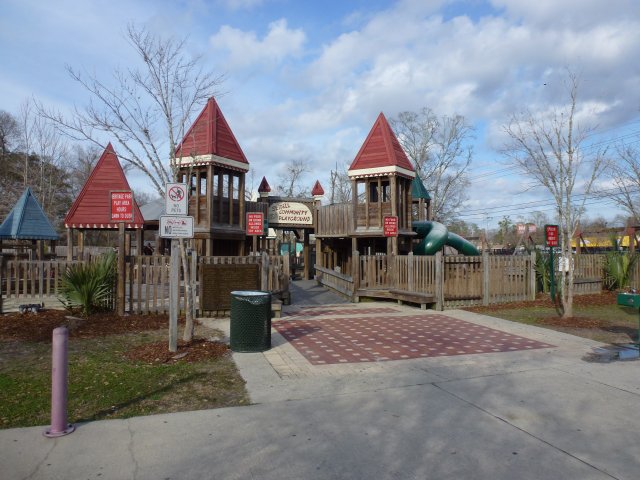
[{"left": 210, "top": 19, "right": 306, "bottom": 69}]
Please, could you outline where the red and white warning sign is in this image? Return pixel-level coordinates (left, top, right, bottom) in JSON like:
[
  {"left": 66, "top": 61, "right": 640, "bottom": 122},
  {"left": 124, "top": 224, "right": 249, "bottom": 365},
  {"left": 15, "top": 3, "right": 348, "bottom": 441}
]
[
  {"left": 165, "top": 183, "right": 188, "bottom": 216},
  {"left": 246, "top": 212, "right": 264, "bottom": 236},
  {"left": 383, "top": 216, "right": 398, "bottom": 237},
  {"left": 111, "top": 191, "right": 134, "bottom": 222}
]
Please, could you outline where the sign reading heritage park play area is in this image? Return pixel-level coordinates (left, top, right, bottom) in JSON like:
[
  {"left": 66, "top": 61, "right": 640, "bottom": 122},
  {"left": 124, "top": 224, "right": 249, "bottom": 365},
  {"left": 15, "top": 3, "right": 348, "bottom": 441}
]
[
  {"left": 384, "top": 216, "right": 398, "bottom": 237},
  {"left": 267, "top": 201, "right": 313, "bottom": 227},
  {"left": 246, "top": 212, "right": 264, "bottom": 235},
  {"left": 545, "top": 224, "right": 559, "bottom": 247},
  {"left": 110, "top": 191, "right": 134, "bottom": 221}
]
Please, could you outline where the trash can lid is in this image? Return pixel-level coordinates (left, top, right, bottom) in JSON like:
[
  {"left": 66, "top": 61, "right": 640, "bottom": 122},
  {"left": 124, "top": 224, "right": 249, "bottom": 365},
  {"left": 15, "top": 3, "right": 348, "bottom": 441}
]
[{"left": 230, "top": 290, "right": 269, "bottom": 296}]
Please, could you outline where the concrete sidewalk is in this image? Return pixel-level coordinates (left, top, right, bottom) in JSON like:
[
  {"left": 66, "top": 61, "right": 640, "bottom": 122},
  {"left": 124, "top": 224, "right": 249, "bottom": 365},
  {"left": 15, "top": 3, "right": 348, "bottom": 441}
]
[{"left": 2, "top": 288, "right": 640, "bottom": 479}]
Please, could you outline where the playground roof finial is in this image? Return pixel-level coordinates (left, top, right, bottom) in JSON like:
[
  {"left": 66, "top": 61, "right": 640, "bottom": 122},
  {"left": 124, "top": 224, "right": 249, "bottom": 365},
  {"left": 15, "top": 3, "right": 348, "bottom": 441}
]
[
  {"left": 258, "top": 176, "right": 271, "bottom": 193},
  {"left": 311, "top": 180, "right": 324, "bottom": 197}
]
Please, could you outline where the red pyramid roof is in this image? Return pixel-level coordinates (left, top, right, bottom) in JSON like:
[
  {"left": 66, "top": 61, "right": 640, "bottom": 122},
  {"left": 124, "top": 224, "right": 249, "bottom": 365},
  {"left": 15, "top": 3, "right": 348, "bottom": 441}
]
[
  {"left": 348, "top": 113, "right": 415, "bottom": 178},
  {"left": 311, "top": 180, "right": 324, "bottom": 196},
  {"left": 257, "top": 176, "right": 271, "bottom": 193},
  {"left": 175, "top": 97, "right": 249, "bottom": 170},
  {"left": 65, "top": 143, "right": 144, "bottom": 229}
]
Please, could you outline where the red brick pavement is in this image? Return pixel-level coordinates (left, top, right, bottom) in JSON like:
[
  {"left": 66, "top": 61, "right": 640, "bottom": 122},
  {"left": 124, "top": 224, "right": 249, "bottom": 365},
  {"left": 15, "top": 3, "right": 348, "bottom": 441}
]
[{"left": 274, "top": 314, "right": 555, "bottom": 365}]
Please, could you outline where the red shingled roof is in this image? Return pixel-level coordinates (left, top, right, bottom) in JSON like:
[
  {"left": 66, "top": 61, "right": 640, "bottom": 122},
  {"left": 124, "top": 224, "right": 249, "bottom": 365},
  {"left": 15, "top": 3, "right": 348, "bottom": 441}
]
[
  {"left": 257, "top": 176, "right": 271, "bottom": 193},
  {"left": 348, "top": 112, "right": 415, "bottom": 178},
  {"left": 65, "top": 143, "right": 144, "bottom": 229},
  {"left": 175, "top": 97, "right": 249, "bottom": 167},
  {"left": 311, "top": 180, "right": 324, "bottom": 196}
]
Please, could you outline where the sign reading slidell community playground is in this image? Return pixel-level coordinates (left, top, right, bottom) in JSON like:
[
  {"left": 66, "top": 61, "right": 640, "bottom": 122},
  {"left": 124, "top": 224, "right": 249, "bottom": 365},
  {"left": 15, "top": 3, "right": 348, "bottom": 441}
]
[{"left": 267, "top": 202, "right": 313, "bottom": 227}]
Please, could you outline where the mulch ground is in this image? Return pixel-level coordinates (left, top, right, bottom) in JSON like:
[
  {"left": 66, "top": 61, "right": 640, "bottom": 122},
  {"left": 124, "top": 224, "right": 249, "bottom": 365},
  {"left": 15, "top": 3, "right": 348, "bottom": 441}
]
[
  {"left": 465, "top": 291, "right": 618, "bottom": 312},
  {"left": 125, "top": 339, "right": 230, "bottom": 364},
  {"left": 0, "top": 309, "right": 227, "bottom": 363},
  {"left": 464, "top": 291, "right": 622, "bottom": 330}
]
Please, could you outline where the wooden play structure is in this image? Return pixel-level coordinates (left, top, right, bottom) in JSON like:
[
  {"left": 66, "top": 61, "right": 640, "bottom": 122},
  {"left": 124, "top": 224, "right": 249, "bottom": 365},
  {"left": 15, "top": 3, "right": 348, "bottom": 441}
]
[
  {"left": 64, "top": 143, "right": 145, "bottom": 261},
  {"left": 0, "top": 187, "right": 59, "bottom": 260}
]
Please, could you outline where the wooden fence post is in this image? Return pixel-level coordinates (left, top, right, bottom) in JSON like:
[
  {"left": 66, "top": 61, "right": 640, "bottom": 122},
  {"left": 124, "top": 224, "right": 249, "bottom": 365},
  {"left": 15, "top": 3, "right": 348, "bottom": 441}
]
[
  {"left": 117, "top": 223, "right": 126, "bottom": 316},
  {"left": 408, "top": 252, "right": 414, "bottom": 292},
  {"left": 0, "top": 255, "right": 4, "bottom": 313},
  {"left": 483, "top": 251, "right": 490, "bottom": 306},
  {"left": 530, "top": 250, "right": 537, "bottom": 300},
  {"left": 261, "top": 251, "right": 268, "bottom": 291},
  {"left": 435, "top": 251, "right": 444, "bottom": 311},
  {"left": 352, "top": 250, "right": 360, "bottom": 301}
]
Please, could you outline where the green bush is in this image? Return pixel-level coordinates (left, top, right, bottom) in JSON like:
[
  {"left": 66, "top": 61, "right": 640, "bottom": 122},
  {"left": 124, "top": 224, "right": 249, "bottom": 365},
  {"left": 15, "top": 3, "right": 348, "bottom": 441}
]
[
  {"left": 535, "top": 250, "right": 551, "bottom": 293},
  {"left": 59, "top": 251, "right": 116, "bottom": 316},
  {"left": 603, "top": 251, "right": 638, "bottom": 291}
]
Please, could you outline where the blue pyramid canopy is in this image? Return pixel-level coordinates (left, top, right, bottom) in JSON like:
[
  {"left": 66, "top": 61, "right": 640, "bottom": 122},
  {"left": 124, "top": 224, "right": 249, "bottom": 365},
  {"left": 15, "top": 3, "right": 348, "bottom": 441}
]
[
  {"left": 0, "top": 188, "right": 59, "bottom": 240},
  {"left": 411, "top": 174, "right": 431, "bottom": 200}
]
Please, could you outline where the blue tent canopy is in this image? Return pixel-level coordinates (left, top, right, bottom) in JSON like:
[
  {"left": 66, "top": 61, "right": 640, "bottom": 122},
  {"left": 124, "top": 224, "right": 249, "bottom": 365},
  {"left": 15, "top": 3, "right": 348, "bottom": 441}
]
[{"left": 0, "top": 188, "right": 59, "bottom": 240}]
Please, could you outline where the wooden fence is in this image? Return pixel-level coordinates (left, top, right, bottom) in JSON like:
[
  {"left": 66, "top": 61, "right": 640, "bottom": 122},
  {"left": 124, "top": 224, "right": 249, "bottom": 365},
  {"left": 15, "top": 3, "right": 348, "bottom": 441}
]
[
  {"left": 0, "top": 254, "right": 289, "bottom": 314},
  {"left": 318, "top": 251, "right": 537, "bottom": 309}
]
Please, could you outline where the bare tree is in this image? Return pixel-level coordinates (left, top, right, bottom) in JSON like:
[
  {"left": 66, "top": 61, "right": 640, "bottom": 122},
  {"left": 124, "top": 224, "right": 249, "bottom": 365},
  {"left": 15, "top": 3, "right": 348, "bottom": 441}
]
[
  {"left": 276, "top": 158, "right": 310, "bottom": 197},
  {"left": 328, "top": 162, "right": 352, "bottom": 204},
  {"left": 38, "top": 24, "right": 223, "bottom": 343},
  {"left": 391, "top": 108, "right": 473, "bottom": 222},
  {"left": 602, "top": 143, "right": 640, "bottom": 222},
  {"left": 0, "top": 110, "right": 20, "bottom": 158},
  {"left": 69, "top": 144, "right": 101, "bottom": 195},
  {"left": 502, "top": 74, "right": 607, "bottom": 318}
]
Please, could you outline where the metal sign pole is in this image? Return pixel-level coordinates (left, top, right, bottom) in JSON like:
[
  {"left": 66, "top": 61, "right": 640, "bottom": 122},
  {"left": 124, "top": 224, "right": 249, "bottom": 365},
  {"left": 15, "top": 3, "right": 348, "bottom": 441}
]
[
  {"left": 169, "top": 239, "right": 179, "bottom": 352},
  {"left": 549, "top": 246, "right": 555, "bottom": 302}
]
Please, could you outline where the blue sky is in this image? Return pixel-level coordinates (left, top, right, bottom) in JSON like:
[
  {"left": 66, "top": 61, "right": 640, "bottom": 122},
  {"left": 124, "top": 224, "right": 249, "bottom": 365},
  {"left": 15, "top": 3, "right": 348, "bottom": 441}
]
[{"left": 2, "top": 0, "right": 640, "bottom": 229}]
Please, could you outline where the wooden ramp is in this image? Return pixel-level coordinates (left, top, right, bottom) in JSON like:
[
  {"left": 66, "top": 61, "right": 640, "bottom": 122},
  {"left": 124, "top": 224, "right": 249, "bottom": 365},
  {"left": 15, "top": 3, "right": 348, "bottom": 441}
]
[{"left": 356, "top": 288, "right": 435, "bottom": 310}]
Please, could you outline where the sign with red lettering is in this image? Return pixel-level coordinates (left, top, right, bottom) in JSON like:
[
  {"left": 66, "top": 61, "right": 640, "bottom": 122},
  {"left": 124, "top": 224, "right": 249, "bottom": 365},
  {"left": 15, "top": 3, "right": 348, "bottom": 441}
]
[
  {"left": 384, "top": 216, "right": 398, "bottom": 237},
  {"left": 545, "top": 224, "right": 559, "bottom": 247},
  {"left": 111, "top": 191, "right": 134, "bottom": 222},
  {"left": 246, "top": 212, "right": 264, "bottom": 236}
]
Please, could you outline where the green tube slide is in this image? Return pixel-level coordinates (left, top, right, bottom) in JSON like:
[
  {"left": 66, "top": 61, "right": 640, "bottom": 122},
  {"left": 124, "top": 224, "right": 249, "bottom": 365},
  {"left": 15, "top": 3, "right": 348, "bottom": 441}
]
[{"left": 412, "top": 221, "right": 480, "bottom": 256}]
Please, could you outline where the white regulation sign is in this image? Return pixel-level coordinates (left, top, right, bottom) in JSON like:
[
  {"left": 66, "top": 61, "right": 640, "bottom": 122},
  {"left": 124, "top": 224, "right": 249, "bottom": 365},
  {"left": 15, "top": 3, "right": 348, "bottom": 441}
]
[
  {"left": 160, "top": 215, "right": 194, "bottom": 238},
  {"left": 165, "top": 183, "right": 188, "bottom": 216}
]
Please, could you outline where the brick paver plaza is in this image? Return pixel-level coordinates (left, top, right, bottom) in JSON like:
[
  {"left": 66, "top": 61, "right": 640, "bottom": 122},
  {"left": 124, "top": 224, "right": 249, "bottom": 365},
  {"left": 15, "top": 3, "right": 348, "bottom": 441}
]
[{"left": 274, "top": 306, "right": 554, "bottom": 365}]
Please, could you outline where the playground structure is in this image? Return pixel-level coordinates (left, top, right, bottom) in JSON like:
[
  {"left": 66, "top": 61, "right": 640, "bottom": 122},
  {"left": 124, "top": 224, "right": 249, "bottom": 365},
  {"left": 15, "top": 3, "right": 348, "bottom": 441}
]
[{"left": 0, "top": 98, "right": 508, "bottom": 311}]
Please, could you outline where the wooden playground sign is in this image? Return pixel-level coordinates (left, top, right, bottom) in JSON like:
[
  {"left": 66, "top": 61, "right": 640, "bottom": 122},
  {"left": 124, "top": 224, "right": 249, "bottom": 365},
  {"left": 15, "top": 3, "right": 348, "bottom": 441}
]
[
  {"left": 384, "top": 216, "right": 398, "bottom": 237},
  {"left": 246, "top": 212, "right": 264, "bottom": 235},
  {"left": 110, "top": 191, "right": 134, "bottom": 222},
  {"left": 545, "top": 224, "right": 559, "bottom": 247}
]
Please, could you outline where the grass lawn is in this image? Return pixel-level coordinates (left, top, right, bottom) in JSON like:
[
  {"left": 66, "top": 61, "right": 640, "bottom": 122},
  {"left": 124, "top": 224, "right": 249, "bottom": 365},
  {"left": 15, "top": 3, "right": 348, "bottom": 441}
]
[
  {"left": 465, "top": 291, "right": 640, "bottom": 344},
  {"left": 0, "top": 311, "right": 249, "bottom": 429}
]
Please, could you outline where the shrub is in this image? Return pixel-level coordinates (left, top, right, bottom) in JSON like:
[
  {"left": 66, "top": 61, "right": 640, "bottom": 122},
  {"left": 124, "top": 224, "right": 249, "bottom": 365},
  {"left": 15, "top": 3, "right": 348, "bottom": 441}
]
[
  {"left": 603, "top": 251, "right": 638, "bottom": 291},
  {"left": 59, "top": 251, "right": 116, "bottom": 316}
]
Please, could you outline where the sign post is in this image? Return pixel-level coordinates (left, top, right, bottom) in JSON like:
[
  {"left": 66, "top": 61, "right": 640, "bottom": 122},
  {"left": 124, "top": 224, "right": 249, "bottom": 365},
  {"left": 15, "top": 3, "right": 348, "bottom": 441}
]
[
  {"left": 111, "top": 191, "right": 133, "bottom": 316},
  {"left": 161, "top": 183, "right": 192, "bottom": 353},
  {"left": 545, "top": 224, "right": 559, "bottom": 301}
]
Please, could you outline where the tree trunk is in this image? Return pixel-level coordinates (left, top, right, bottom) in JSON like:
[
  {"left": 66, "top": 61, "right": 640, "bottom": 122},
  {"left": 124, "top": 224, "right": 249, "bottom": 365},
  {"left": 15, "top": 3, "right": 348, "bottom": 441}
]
[{"left": 180, "top": 239, "right": 195, "bottom": 342}]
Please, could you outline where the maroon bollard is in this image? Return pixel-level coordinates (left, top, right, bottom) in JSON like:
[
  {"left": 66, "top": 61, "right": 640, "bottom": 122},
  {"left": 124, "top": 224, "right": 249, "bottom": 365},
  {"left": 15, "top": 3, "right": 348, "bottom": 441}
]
[{"left": 44, "top": 327, "right": 75, "bottom": 437}]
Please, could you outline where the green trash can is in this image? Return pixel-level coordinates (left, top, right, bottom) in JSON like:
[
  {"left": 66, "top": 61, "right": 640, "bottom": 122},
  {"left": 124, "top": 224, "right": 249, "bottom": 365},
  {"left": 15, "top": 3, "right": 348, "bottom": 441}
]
[{"left": 230, "top": 291, "right": 272, "bottom": 352}]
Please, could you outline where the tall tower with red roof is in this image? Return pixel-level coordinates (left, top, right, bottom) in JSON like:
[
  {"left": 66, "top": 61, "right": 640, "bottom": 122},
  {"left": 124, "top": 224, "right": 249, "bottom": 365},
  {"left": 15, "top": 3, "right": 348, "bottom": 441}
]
[
  {"left": 174, "top": 97, "right": 250, "bottom": 255},
  {"left": 347, "top": 112, "right": 416, "bottom": 254}
]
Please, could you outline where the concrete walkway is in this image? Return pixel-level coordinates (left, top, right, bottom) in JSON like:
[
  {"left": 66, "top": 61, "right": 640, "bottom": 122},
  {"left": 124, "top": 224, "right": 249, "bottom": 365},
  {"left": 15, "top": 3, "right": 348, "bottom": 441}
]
[{"left": 2, "top": 281, "right": 640, "bottom": 479}]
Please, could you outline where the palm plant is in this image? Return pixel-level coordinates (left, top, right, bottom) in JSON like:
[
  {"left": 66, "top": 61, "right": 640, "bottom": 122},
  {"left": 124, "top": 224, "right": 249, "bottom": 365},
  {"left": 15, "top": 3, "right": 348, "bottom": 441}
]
[
  {"left": 603, "top": 234, "right": 638, "bottom": 291},
  {"left": 59, "top": 251, "right": 116, "bottom": 316},
  {"left": 534, "top": 249, "right": 551, "bottom": 293}
]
